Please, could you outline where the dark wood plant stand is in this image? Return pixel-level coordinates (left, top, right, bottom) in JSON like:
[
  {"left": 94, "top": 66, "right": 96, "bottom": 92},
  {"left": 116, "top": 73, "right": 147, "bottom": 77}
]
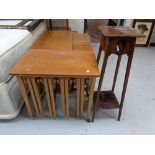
[{"left": 90, "top": 26, "right": 144, "bottom": 122}]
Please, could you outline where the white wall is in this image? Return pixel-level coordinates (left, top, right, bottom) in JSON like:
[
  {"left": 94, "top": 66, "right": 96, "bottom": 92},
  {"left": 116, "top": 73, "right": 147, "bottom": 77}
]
[{"left": 69, "top": 19, "right": 84, "bottom": 33}]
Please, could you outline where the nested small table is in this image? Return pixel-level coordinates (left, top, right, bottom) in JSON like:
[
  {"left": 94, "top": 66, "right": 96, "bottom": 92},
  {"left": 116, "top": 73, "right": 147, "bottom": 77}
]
[
  {"left": 92, "top": 26, "right": 144, "bottom": 122},
  {"left": 11, "top": 31, "right": 100, "bottom": 120},
  {"left": 32, "top": 31, "right": 92, "bottom": 51}
]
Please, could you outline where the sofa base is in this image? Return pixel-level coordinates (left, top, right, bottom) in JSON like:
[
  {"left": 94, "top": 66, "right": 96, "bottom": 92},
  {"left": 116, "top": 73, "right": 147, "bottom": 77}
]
[{"left": 0, "top": 101, "right": 23, "bottom": 119}]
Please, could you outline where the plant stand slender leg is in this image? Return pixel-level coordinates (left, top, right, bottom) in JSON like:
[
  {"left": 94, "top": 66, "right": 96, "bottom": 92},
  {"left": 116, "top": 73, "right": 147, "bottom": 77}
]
[
  {"left": 97, "top": 40, "right": 103, "bottom": 64},
  {"left": 91, "top": 53, "right": 109, "bottom": 122},
  {"left": 118, "top": 52, "right": 134, "bottom": 121},
  {"left": 112, "top": 55, "right": 122, "bottom": 92}
]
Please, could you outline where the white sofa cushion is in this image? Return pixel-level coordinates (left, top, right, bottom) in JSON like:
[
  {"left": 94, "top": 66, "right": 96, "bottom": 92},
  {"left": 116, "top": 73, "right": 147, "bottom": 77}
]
[
  {"left": 0, "top": 29, "right": 31, "bottom": 83},
  {"left": 0, "top": 29, "right": 29, "bottom": 56},
  {"left": 0, "top": 21, "right": 46, "bottom": 83}
]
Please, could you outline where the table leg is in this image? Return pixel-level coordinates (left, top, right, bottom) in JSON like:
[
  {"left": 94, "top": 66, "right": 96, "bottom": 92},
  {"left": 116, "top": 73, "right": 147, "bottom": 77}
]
[
  {"left": 65, "top": 79, "right": 70, "bottom": 118},
  {"left": 87, "top": 78, "right": 96, "bottom": 120},
  {"left": 80, "top": 79, "right": 85, "bottom": 115},
  {"left": 60, "top": 79, "right": 66, "bottom": 118},
  {"left": 27, "top": 78, "right": 40, "bottom": 116},
  {"left": 44, "top": 79, "right": 53, "bottom": 118},
  {"left": 76, "top": 79, "right": 81, "bottom": 117},
  {"left": 85, "top": 78, "right": 90, "bottom": 97},
  {"left": 48, "top": 79, "right": 56, "bottom": 118},
  {"left": 17, "top": 77, "right": 33, "bottom": 117},
  {"left": 31, "top": 78, "right": 43, "bottom": 116}
]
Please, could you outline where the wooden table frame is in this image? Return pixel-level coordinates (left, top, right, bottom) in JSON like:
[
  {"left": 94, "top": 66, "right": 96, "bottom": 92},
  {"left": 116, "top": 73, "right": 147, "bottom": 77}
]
[{"left": 16, "top": 76, "right": 96, "bottom": 120}]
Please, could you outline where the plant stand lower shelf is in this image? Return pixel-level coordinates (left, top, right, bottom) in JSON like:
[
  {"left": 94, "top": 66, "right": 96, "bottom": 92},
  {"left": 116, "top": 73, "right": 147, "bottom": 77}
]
[{"left": 93, "top": 91, "right": 120, "bottom": 109}]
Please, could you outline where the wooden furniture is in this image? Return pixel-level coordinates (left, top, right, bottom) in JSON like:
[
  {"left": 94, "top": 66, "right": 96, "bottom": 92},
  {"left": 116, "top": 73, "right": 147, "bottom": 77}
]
[
  {"left": 91, "top": 26, "right": 144, "bottom": 122},
  {"left": 32, "top": 31, "right": 73, "bottom": 50},
  {"left": 85, "top": 19, "right": 123, "bottom": 42},
  {"left": 10, "top": 31, "right": 100, "bottom": 120},
  {"left": 46, "top": 19, "right": 69, "bottom": 31},
  {"left": 32, "top": 31, "right": 92, "bottom": 51}
]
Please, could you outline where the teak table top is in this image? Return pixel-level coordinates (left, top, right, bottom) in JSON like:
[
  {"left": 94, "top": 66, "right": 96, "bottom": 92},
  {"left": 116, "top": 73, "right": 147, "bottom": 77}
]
[
  {"left": 11, "top": 49, "right": 100, "bottom": 77},
  {"left": 32, "top": 31, "right": 73, "bottom": 50},
  {"left": 98, "top": 26, "right": 145, "bottom": 38},
  {"left": 72, "top": 32, "right": 90, "bottom": 43},
  {"left": 11, "top": 31, "right": 99, "bottom": 77},
  {"left": 32, "top": 31, "right": 91, "bottom": 50}
]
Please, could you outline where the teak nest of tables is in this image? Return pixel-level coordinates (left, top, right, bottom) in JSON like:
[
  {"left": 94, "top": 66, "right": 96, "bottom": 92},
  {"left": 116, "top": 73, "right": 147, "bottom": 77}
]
[{"left": 11, "top": 31, "right": 100, "bottom": 120}]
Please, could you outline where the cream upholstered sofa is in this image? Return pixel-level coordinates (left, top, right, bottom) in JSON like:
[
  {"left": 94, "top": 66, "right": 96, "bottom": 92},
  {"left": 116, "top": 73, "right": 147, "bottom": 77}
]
[{"left": 0, "top": 20, "right": 47, "bottom": 119}]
